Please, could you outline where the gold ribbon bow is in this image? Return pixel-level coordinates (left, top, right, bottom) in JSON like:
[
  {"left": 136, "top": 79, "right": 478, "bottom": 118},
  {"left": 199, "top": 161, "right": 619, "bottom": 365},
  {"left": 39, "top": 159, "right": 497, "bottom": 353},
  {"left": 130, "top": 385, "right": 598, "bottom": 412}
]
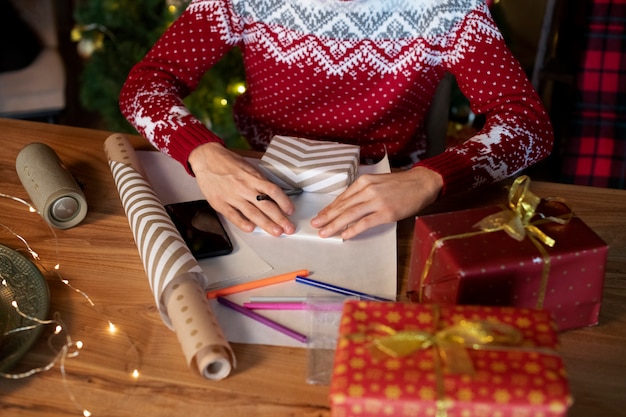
[
  {"left": 474, "top": 175, "right": 570, "bottom": 247},
  {"left": 418, "top": 175, "right": 572, "bottom": 308},
  {"left": 367, "top": 319, "right": 523, "bottom": 373},
  {"left": 356, "top": 307, "right": 525, "bottom": 417},
  {"left": 371, "top": 319, "right": 522, "bottom": 355}
]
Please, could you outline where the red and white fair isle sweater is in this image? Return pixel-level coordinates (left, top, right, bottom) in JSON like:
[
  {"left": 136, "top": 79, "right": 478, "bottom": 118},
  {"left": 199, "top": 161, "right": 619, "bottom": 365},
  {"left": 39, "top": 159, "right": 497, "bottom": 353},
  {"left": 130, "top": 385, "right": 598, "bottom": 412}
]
[{"left": 120, "top": 0, "right": 553, "bottom": 196}]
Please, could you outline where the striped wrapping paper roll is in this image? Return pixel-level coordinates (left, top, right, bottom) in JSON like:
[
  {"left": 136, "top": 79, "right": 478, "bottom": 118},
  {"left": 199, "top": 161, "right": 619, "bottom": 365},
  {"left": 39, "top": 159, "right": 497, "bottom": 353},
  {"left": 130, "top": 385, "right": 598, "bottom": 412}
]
[
  {"left": 258, "top": 135, "right": 360, "bottom": 195},
  {"left": 104, "top": 133, "right": 235, "bottom": 380}
]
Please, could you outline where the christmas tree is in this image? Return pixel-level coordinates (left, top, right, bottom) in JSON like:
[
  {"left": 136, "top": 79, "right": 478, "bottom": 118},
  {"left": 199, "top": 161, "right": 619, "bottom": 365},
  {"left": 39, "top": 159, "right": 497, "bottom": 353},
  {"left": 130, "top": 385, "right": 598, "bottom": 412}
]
[{"left": 72, "top": 0, "right": 248, "bottom": 149}]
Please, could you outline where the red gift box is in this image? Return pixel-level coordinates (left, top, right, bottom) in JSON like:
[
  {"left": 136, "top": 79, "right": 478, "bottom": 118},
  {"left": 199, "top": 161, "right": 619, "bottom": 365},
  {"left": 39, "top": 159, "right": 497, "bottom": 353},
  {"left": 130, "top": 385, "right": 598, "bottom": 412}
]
[
  {"left": 406, "top": 178, "right": 608, "bottom": 331},
  {"left": 329, "top": 301, "right": 572, "bottom": 417}
]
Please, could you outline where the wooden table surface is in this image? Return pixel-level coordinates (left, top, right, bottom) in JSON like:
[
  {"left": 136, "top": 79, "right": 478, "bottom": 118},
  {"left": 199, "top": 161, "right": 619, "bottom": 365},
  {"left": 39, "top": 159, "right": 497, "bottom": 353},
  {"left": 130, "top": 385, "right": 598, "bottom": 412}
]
[{"left": 0, "top": 118, "right": 624, "bottom": 416}]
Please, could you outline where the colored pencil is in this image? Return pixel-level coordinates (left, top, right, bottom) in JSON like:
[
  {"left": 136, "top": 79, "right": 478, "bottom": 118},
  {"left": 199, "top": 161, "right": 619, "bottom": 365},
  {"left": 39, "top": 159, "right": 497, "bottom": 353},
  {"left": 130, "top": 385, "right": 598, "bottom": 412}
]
[
  {"left": 249, "top": 296, "right": 308, "bottom": 303},
  {"left": 243, "top": 302, "right": 306, "bottom": 310},
  {"left": 206, "top": 269, "right": 309, "bottom": 298},
  {"left": 217, "top": 297, "right": 308, "bottom": 344},
  {"left": 294, "top": 276, "right": 394, "bottom": 302}
]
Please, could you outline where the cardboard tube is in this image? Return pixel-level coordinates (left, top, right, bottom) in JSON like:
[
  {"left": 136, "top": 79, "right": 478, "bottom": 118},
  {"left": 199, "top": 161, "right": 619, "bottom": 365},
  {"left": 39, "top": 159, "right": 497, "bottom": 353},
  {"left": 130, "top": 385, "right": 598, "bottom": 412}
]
[
  {"left": 103, "top": 133, "right": 147, "bottom": 178},
  {"left": 104, "top": 134, "right": 235, "bottom": 380},
  {"left": 164, "top": 275, "right": 234, "bottom": 380}
]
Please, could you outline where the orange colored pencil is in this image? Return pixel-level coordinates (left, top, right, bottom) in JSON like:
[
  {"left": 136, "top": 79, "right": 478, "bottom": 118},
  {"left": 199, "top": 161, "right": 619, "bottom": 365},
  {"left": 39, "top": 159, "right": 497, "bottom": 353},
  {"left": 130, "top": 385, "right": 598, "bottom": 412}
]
[{"left": 206, "top": 269, "right": 309, "bottom": 299}]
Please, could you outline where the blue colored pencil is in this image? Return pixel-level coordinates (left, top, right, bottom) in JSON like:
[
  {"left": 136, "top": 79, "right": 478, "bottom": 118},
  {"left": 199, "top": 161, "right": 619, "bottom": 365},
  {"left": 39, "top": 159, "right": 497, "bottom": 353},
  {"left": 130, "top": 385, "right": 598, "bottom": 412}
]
[{"left": 294, "top": 276, "right": 394, "bottom": 302}]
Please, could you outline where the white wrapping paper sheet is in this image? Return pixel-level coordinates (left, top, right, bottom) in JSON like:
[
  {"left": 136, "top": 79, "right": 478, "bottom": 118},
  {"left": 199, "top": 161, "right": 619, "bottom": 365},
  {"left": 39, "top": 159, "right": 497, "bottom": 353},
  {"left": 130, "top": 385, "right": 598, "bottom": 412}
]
[
  {"left": 137, "top": 151, "right": 398, "bottom": 348},
  {"left": 252, "top": 191, "right": 340, "bottom": 240}
]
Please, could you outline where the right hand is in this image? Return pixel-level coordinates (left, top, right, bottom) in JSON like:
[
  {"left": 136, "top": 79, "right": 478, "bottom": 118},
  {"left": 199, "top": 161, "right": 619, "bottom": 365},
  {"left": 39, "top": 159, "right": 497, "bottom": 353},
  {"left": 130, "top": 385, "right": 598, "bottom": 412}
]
[{"left": 188, "top": 142, "right": 296, "bottom": 236}]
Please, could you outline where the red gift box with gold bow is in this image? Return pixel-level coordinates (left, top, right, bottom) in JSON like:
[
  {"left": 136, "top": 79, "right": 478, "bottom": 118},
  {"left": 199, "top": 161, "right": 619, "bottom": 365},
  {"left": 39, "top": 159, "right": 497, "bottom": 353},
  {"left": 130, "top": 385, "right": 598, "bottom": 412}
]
[
  {"left": 329, "top": 300, "right": 572, "bottom": 417},
  {"left": 406, "top": 176, "right": 608, "bottom": 331}
]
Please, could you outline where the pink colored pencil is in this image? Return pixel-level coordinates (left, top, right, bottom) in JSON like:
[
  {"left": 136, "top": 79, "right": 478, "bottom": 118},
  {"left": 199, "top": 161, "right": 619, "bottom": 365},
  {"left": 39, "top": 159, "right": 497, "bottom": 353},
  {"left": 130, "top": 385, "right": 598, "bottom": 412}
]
[{"left": 243, "top": 302, "right": 306, "bottom": 310}]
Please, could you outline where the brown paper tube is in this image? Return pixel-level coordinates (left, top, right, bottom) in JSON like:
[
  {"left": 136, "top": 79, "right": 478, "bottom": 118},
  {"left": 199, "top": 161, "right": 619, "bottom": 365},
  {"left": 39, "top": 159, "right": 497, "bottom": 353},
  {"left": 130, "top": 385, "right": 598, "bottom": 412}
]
[
  {"left": 103, "top": 133, "right": 147, "bottom": 178},
  {"left": 163, "top": 275, "right": 234, "bottom": 380}
]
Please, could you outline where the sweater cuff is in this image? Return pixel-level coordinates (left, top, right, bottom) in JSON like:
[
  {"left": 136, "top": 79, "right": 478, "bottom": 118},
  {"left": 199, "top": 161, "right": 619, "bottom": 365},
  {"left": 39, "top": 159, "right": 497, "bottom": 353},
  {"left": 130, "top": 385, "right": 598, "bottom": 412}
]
[
  {"left": 168, "top": 121, "right": 225, "bottom": 176},
  {"left": 415, "top": 150, "right": 476, "bottom": 198}
]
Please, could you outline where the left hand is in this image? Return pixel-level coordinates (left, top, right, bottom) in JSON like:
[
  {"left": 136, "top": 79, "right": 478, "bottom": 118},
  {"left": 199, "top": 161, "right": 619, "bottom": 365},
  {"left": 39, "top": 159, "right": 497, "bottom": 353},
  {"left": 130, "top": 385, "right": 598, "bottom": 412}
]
[{"left": 311, "top": 166, "right": 443, "bottom": 239}]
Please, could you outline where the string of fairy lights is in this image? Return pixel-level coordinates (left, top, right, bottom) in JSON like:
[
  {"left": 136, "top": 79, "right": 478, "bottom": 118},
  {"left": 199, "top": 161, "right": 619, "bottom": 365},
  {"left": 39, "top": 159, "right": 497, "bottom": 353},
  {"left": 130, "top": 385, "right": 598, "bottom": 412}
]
[
  {"left": 4, "top": 2, "right": 237, "bottom": 414},
  {"left": 0, "top": 193, "right": 140, "bottom": 417}
]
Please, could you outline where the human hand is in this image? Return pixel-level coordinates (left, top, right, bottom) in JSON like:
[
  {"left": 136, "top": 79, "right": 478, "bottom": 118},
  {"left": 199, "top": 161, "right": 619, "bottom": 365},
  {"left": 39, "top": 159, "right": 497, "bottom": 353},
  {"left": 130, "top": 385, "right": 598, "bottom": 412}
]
[
  {"left": 188, "top": 143, "right": 296, "bottom": 236},
  {"left": 310, "top": 166, "right": 443, "bottom": 240}
]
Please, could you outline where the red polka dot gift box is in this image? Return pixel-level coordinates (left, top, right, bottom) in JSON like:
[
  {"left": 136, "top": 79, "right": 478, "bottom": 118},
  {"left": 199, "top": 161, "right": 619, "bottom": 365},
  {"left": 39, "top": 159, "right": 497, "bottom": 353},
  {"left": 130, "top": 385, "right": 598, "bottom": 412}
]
[
  {"left": 258, "top": 135, "right": 360, "bottom": 195},
  {"left": 329, "top": 301, "right": 572, "bottom": 417},
  {"left": 406, "top": 176, "right": 608, "bottom": 331}
]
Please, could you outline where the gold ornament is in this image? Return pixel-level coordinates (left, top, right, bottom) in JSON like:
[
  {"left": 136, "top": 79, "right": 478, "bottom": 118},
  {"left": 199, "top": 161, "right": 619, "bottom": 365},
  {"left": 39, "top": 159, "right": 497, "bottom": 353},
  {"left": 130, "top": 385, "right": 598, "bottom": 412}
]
[{"left": 76, "top": 33, "right": 105, "bottom": 59}]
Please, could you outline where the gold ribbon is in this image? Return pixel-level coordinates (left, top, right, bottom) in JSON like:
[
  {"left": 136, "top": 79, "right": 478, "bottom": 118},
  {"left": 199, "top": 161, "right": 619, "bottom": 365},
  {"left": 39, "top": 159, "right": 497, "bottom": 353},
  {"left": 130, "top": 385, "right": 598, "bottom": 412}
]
[
  {"left": 475, "top": 175, "right": 571, "bottom": 247},
  {"left": 352, "top": 305, "right": 525, "bottom": 417},
  {"left": 369, "top": 319, "right": 523, "bottom": 360},
  {"left": 418, "top": 175, "right": 573, "bottom": 308}
]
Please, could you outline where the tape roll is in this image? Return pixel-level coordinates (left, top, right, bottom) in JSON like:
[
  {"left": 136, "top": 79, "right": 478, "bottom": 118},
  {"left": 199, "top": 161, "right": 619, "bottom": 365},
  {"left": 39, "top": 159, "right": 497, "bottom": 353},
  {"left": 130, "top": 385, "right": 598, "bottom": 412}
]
[{"left": 16, "top": 142, "right": 87, "bottom": 229}]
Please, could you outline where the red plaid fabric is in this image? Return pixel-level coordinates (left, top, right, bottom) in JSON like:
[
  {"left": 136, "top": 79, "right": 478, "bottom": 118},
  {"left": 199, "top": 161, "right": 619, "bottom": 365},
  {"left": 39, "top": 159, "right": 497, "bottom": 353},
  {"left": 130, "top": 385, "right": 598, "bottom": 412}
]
[{"left": 561, "top": 0, "right": 626, "bottom": 189}]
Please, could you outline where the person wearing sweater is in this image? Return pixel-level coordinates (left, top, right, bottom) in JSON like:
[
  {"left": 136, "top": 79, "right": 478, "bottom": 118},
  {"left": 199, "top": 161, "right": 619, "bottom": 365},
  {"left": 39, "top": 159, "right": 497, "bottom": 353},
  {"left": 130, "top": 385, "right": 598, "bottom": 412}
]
[{"left": 120, "top": 0, "right": 553, "bottom": 240}]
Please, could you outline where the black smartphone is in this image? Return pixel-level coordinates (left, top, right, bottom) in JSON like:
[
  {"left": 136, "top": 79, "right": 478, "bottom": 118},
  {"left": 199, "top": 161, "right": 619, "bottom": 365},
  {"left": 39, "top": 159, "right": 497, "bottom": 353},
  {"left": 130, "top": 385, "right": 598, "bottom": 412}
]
[{"left": 165, "top": 200, "right": 233, "bottom": 259}]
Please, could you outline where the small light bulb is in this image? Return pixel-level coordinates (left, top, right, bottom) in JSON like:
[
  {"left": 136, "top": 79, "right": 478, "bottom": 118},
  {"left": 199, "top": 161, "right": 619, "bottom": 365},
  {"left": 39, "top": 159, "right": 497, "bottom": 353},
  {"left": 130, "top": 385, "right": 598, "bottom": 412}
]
[{"left": 235, "top": 83, "right": 246, "bottom": 94}]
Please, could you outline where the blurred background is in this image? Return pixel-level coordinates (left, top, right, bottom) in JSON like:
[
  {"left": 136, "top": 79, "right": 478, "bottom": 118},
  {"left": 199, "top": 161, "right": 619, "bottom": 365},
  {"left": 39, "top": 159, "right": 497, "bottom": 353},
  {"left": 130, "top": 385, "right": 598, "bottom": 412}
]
[{"left": 1, "top": 0, "right": 624, "bottom": 188}]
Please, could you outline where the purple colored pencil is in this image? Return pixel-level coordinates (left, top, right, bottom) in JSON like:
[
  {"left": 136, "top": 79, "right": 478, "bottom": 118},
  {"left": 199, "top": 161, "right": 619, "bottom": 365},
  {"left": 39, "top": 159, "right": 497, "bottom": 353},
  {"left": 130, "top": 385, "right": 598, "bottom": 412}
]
[{"left": 217, "top": 297, "right": 308, "bottom": 344}]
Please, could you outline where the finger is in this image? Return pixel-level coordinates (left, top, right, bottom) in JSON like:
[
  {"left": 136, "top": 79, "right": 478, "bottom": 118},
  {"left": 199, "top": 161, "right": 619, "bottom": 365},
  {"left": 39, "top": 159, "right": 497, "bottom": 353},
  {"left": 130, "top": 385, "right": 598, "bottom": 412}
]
[
  {"left": 254, "top": 199, "right": 297, "bottom": 235},
  {"left": 256, "top": 187, "right": 296, "bottom": 216},
  {"left": 312, "top": 188, "right": 368, "bottom": 229},
  {"left": 340, "top": 212, "right": 385, "bottom": 240},
  {"left": 313, "top": 175, "right": 379, "bottom": 221},
  {"left": 219, "top": 204, "right": 256, "bottom": 233},
  {"left": 316, "top": 200, "right": 373, "bottom": 238},
  {"left": 221, "top": 199, "right": 289, "bottom": 237},
  {"left": 235, "top": 197, "right": 296, "bottom": 237}
]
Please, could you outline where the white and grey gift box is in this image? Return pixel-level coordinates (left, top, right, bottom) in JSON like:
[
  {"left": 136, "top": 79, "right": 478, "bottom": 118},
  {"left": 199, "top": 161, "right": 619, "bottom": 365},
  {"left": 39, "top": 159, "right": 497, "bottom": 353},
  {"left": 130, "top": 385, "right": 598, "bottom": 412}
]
[{"left": 258, "top": 136, "right": 360, "bottom": 195}]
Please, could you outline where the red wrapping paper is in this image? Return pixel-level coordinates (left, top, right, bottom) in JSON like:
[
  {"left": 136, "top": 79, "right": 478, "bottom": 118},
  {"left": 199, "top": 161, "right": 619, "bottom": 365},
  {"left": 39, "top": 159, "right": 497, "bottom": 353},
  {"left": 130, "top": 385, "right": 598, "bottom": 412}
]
[
  {"left": 406, "top": 204, "right": 608, "bottom": 331},
  {"left": 329, "top": 301, "right": 572, "bottom": 417}
]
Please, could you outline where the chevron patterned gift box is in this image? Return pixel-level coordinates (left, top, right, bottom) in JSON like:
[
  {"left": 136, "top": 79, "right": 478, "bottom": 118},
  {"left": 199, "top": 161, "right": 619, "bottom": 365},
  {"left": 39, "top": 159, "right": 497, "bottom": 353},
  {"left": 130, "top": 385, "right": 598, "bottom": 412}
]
[{"left": 258, "top": 136, "right": 360, "bottom": 195}]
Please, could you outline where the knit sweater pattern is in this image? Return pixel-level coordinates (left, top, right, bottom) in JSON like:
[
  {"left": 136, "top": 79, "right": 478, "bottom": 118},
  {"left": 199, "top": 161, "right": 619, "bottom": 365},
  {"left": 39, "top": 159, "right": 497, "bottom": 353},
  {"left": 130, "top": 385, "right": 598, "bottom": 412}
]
[{"left": 120, "top": 0, "right": 553, "bottom": 196}]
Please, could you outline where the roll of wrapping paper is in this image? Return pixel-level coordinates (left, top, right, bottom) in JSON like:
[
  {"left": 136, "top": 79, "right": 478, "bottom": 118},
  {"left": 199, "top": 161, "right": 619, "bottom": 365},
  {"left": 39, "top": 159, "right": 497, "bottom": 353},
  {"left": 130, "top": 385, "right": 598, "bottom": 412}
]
[{"left": 103, "top": 133, "right": 235, "bottom": 380}]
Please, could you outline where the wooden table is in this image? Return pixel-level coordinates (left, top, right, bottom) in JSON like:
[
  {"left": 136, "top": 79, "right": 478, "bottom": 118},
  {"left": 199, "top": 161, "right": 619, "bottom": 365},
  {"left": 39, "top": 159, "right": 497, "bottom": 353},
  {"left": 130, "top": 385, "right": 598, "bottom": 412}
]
[{"left": 0, "top": 118, "right": 624, "bottom": 416}]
